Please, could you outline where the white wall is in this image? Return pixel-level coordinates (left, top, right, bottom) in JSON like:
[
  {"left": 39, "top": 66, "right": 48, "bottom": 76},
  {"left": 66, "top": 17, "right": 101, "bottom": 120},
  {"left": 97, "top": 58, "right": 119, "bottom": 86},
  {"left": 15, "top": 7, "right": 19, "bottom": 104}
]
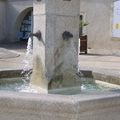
[
  {"left": 0, "top": 0, "right": 6, "bottom": 43},
  {"left": 80, "top": 0, "right": 120, "bottom": 55}
]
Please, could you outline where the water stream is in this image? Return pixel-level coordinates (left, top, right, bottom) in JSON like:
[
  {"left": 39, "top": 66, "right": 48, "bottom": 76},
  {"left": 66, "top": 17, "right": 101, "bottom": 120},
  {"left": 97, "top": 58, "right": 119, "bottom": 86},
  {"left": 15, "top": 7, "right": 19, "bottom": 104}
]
[{"left": 21, "top": 37, "right": 33, "bottom": 82}]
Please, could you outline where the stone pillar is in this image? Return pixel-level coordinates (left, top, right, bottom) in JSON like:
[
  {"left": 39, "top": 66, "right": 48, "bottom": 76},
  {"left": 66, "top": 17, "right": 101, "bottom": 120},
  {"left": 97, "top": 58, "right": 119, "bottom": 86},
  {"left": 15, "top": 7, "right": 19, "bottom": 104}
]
[
  {"left": 31, "top": 0, "right": 80, "bottom": 91},
  {"left": 31, "top": 0, "right": 48, "bottom": 93}
]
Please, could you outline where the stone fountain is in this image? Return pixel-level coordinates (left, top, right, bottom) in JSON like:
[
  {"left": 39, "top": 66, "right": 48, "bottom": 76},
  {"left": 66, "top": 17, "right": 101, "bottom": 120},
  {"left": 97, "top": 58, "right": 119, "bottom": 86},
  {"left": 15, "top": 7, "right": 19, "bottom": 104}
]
[
  {"left": 0, "top": 1, "right": 120, "bottom": 120},
  {"left": 30, "top": 0, "right": 80, "bottom": 93}
]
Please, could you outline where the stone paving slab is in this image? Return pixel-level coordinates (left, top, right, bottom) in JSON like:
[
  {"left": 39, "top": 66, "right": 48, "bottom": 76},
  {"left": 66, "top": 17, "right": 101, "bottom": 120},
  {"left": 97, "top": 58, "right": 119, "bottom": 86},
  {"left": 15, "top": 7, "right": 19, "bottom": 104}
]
[
  {"left": 0, "top": 43, "right": 27, "bottom": 71},
  {"left": 79, "top": 54, "right": 120, "bottom": 75},
  {"left": 0, "top": 53, "right": 26, "bottom": 70},
  {"left": 0, "top": 48, "right": 20, "bottom": 59}
]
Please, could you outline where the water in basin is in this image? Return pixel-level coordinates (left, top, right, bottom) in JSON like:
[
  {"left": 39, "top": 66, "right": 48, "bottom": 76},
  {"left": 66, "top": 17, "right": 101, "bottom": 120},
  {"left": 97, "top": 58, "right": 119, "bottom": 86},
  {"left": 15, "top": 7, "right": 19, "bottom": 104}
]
[{"left": 0, "top": 77, "right": 120, "bottom": 95}]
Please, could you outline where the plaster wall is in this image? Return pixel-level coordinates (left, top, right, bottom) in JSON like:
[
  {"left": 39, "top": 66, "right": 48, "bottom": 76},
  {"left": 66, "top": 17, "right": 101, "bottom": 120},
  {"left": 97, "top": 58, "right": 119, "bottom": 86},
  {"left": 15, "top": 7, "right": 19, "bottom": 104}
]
[
  {"left": 6, "top": 0, "right": 33, "bottom": 42},
  {"left": 80, "top": 0, "right": 120, "bottom": 55},
  {"left": 0, "top": 0, "right": 6, "bottom": 43}
]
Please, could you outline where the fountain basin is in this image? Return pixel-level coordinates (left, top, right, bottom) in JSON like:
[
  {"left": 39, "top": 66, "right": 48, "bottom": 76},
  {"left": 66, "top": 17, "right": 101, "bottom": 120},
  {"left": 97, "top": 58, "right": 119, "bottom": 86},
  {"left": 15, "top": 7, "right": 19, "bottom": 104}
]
[
  {"left": 0, "top": 77, "right": 120, "bottom": 94},
  {"left": 0, "top": 69, "right": 120, "bottom": 120},
  {"left": 0, "top": 69, "right": 120, "bottom": 94},
  {"left": 0, "top": 91, "right": 120, "bottom": 120}
]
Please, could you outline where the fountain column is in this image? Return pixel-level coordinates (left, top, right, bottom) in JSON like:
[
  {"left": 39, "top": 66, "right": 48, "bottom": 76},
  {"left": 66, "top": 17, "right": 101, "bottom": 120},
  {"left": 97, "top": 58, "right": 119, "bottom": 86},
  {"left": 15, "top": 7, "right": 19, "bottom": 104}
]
[{"left": 31, "top": 0, "right": 80, "bottom": 92}]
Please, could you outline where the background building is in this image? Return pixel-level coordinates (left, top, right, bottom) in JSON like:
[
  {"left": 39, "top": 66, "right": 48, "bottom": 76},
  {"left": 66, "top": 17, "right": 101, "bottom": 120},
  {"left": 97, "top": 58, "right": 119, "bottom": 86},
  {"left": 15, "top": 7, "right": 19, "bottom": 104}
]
[
  {"left": 80, "top": 0, "right": 120, "bottom": 55},
  {"left": 0, "top": 0, "right": 33, "bottom": 43},
  {"left": 0, "top": 0, "right": 120, "bottom": 55}
]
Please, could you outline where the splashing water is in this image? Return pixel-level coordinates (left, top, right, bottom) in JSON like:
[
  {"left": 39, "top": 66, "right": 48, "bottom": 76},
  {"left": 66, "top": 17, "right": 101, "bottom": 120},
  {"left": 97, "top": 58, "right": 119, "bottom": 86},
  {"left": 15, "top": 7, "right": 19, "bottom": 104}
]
[
  {"left": 26, "top": 37, "right": 33, "bottom": 56},
  {"left": 21, "top": 37, "right": 33, "bottom": 82}
]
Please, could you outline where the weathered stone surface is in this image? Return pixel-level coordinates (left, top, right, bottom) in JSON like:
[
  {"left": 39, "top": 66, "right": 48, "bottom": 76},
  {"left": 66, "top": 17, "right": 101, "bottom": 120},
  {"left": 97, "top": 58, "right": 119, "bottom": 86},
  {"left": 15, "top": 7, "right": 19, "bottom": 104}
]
[
  {"left": 46, "top": 0, "right": 80, "bottom": 16},
  {"left": 0, "top": 69, "right": 22, "bottom": 78},
  {"left": 32, "top": 0, "right": 80, "bottom": 89},
  {"left": 0, "top": 91, "right": 120, "bottom": 120}
]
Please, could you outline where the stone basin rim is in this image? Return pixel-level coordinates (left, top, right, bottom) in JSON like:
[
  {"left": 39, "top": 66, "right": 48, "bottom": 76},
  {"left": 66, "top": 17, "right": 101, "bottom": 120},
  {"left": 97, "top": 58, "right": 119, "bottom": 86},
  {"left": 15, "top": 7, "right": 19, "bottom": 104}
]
[{"left": 0, "top": 91, "right": 120, "bottom": 111}]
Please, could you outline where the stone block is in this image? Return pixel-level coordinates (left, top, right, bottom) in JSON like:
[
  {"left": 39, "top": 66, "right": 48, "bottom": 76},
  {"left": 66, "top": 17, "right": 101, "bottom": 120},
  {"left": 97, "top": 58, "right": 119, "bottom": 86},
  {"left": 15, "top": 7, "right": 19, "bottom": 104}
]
[
  {"left": 0, "top": 91, "right": 120, "bottom": 120},
  {"left": 46, "top": 0, "right": 80, "bottom": 16},
  {"left": 32, "top": 0, "right": 80, "bottom": 89}
]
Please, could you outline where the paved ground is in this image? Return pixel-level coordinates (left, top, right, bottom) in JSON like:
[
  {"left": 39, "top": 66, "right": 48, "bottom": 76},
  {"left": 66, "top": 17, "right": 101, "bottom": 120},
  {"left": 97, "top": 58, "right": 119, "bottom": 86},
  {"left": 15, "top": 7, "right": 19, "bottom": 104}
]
[
  {"left": 0, "top": 42, "right": 27, "bottom": 70},
  {"left": 79, "top": 54, "right": 120, "bottom": 77},
  {"left": 0, "top": 42, "right": 120, "bottom": 77}
]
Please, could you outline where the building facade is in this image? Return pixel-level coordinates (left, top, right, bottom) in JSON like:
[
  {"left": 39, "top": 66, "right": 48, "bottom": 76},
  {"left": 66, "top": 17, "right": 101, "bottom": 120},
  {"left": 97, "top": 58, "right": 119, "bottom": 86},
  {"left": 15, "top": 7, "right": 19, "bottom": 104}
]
[
  {"left": 0, "top": 0, "right": 33, "bottom": 43},
  {"left": 80, "top": 0, "right": 120, "bottom": 55},
  {"left": 0, "top": 0, "right": 120, "bottom": 55}
]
